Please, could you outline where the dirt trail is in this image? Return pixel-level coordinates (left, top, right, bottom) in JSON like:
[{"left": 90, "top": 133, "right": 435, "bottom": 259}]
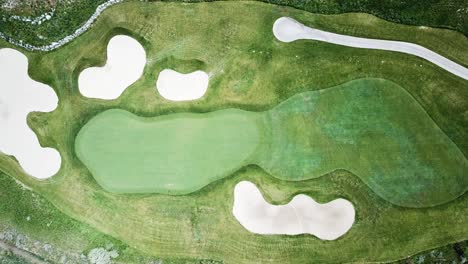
[{"left": 0, "top": 240, "right": 49, "bottom": 264}]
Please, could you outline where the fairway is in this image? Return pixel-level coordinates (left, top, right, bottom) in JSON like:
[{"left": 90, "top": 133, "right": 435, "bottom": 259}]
[
  {"left": 1, "top": 1, "right": 468, "bottom": 263},
  {"left": 76, "top": 109, "right": 261, "bottom": 194},
  {"left": 258, "top": 78, "right": 468, "bottom": 207}
]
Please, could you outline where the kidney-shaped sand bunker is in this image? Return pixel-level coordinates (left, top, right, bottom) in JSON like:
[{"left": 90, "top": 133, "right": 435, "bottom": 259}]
[
  {"left": 156, "top": 69, "right": 209, "bottom": 101},
  {"left": 78, "top": 35, "right": 146, "bottom": 100}
]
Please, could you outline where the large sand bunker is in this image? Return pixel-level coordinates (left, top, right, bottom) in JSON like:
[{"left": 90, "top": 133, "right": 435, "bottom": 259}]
[
  {"left": 0, "top": 48, "right": 61, "bottom": 179},
  {"left": 78, "top": 35, "right": 146, "bottom": 100},
  {"left": 156, "top": 69, "right": 209, "bottom": 101},
  {"left": 232, "top": 181, "right": 355, "bottom": 240},
  {"left": 273, "top": 17, "right": 468, "bottom": 80}
]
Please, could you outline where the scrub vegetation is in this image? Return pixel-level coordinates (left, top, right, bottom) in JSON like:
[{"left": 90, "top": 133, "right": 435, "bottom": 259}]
[{"left": 0, "top": 1, "right": 467, "bottom": 263}]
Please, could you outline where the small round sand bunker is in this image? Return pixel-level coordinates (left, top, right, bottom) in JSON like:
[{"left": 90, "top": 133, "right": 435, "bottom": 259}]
[{"left": 156, "top": 69, "right": 209, "bottom": 101}]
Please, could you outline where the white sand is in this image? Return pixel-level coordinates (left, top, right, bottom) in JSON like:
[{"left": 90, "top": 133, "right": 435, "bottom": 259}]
[
  {"left": 156, "top": 69, "right": 209, "bottom": 101},
  {"left": 232, "top": 181, "right": 355, "bottom": 240},
  {"left": 273, "top": 17, "right": 468, "bottom": 81},
  {"left": 78, "top": 35, "right": 146, "bottom": 100},
  {"left": 0, "top": 48, "right": 61, "bottom": 179}
]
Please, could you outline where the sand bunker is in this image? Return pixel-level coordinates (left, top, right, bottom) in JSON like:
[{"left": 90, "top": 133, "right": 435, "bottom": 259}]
[
  {"left": 156, "top": 69, "right": 209, "bottom": 101},
  {"left": 273, "top": 17, "right": 468, "bottom": 80},
  {"left": 0, "top": 48, "right": 61, "bottom": 179},
  {"left": 233, "top": 181, "right": 355, "bottom": 240},
  {"left": 78, "top": 35, "right": 146, "bottom": 100}
]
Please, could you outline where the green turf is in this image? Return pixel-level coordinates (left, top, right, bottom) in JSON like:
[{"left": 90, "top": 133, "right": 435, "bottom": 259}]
[
  {"left": 76, "top": 78, "right": 467, "bottom": 207},
  {"left": 257, "top": 78, "right": 468, "bottom": 207},
  {"left": 76, "top": 109, "right": 261, "bottom": 194},
  {"left": 0, "top": 1, "right": 467, "bottom": 263}
]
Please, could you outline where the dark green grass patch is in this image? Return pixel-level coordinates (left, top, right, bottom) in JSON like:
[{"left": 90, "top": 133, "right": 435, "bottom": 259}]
[{"left": 258, "top": 78, "right": 468, "bottom": 207}]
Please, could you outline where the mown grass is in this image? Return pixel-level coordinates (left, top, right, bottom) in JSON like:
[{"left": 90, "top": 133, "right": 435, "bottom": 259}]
[
  {"left": 75, "top": 78, "right": 467, "bottom": 208},
  {"left": 257, "top": 78, "right": 468, "bottom": 207},
  {"left": 0, "top": 1, "right": 467, "bottom": 263},
  {"left": 0, "top": 170, "right": 147, "bottom": 263},
  {"left": 76, "top": 109, "right": 260, "bottom": 194}
]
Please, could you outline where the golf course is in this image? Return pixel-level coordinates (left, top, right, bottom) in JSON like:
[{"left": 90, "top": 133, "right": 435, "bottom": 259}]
[{"left": 0, "top": 0, "right": 467, "bottom": 263}]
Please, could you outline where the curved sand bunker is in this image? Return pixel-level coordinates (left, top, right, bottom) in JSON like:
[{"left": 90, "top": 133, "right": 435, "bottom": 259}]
[
  {"left": 156, "top": 69, "right": 209, "bottom": 101},
  {"left": 78, "top": 35, "right": 146, "bottom": 100},
  {"left": 0, "top": 48, "right": 61, "bottom": 179},
  {"left": 273, "top": 17, "right": 468, "bottom": 81},
  {"left": 233, "top": 181, "right": 355, "bottom": 240}
]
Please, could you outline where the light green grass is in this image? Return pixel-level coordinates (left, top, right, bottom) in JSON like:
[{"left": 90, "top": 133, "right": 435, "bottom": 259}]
[
  {"left": 0, "top": 1, "right": 467, "bottom": 263},
  {"left": 76, "top": 109, "right": 261, "bottom": 194}
]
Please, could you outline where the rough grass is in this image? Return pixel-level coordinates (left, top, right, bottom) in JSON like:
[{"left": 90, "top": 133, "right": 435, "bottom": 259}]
[{"left": 0, "top": 1, "right": 467, "bottom": 263}]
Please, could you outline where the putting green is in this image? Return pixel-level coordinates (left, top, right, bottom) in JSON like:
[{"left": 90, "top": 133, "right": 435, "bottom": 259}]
[
  {"left": 75, "top": 109, "right": 261, "bottom": 194},
  {"left": 76, "top": 78, "right": 467, "bottom": 207}
]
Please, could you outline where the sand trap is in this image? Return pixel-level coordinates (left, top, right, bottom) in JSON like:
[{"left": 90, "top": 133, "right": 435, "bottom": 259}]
[
  {"left": 0, "top": 48, "right": 61, "bottom": 179},
  {"left": 233, "top": 181, "right": 355, "bottom": 240},
  {"left": 273, "top": 17, "right": 468, "bottom": 81},
  {"left": 156, "top": 69, "right": 209, "bottom": 101},
  {"left": 78, "top": 35, "right": 146, "bottom": 100}
]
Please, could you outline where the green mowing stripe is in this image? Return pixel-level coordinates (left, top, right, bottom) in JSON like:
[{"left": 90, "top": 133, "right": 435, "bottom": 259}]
[
  {"left": 76, "top": 78, "right": 467, "bottom": 207},
  {"left": 75, "top": 108, "right": 262, "bottom": 194},
  {"left": 257, "top": 78, "right": 468, "bottom": 207}
]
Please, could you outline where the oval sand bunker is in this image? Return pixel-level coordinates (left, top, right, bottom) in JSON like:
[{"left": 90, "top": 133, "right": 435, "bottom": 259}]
[
  {"left": 0, "top": 48, "right": 61, "bottom": 179},
  {"left": 78, "top": 35, "right": 146, "bottom": 100},
  {"left": 233, "top": 181, "right": 355, "bottom": 240},
  {"left": 156, "top": 69, "right": 209, "bottom": 101}
]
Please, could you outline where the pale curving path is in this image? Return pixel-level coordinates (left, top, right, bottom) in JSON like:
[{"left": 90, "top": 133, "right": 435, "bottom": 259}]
[
  {"left": 232, "top": 181, "right": 355, "bottom": 240},
  {"left": 273, "top": 17, "right": 468, "bottom": 81},
  {"left": 156, "top": 69, "right": 209, "bottom": 101},
  {"left": 78, "top": 35, "right": 146, "bottom": 100},
  {"left": 0, "top": 48, "right": 61, "bottom": 179}
]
